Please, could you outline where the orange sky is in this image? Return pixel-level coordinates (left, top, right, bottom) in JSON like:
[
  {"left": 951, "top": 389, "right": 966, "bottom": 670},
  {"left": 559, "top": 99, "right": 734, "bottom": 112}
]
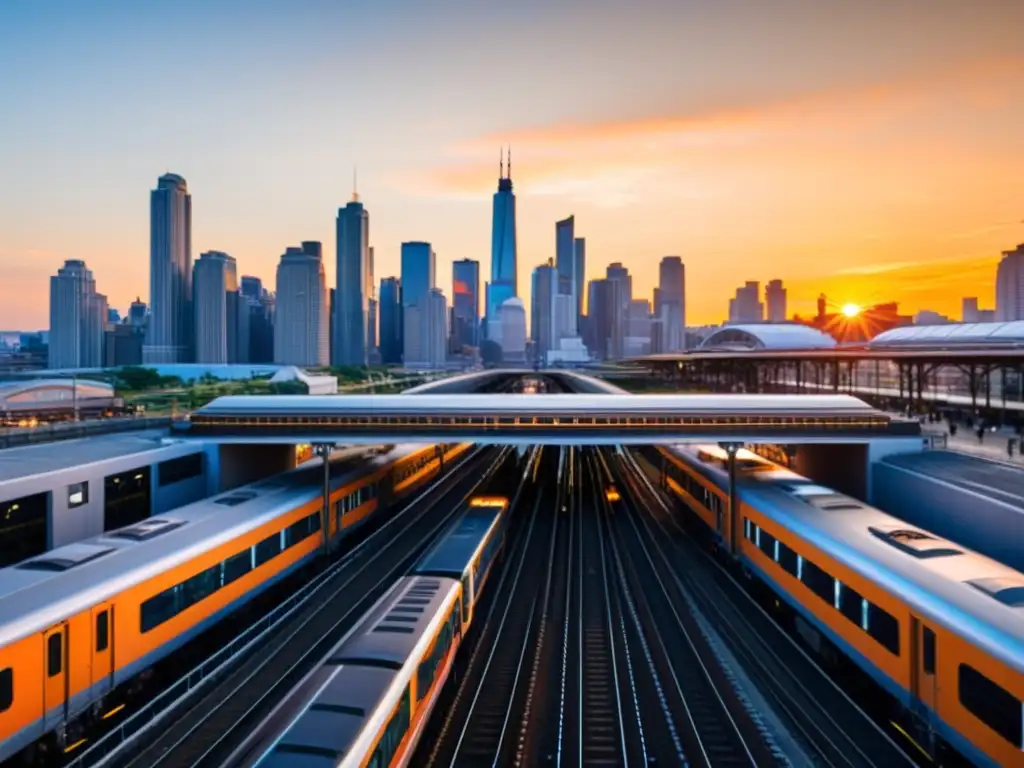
[{"left": 1, "top": 2, "right": 1023, "bottom": 329}]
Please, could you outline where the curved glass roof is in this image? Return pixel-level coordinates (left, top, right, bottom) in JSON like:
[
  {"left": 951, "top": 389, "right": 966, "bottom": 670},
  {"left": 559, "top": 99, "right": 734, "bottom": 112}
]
[
  {"left": 699, "top": 323, "right": 837, "bottom": 351},
  {"left": 869, "top": 322, "right": 1024, "bottom": 348},
  {"left": 0, "top": 379, "right": 113, "bottom": 405}
]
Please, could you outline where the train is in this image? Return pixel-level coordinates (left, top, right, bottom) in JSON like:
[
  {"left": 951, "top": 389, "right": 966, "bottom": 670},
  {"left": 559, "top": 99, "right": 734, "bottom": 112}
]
[
  {"left": 240, "top": 494, "right": 511, "bottom": 768},
  {"left": 0, "top": 442, "right": 473, "bottom": 763},
  {"left": 643, "top": 443, "right": 1024, "bottom": 768}
]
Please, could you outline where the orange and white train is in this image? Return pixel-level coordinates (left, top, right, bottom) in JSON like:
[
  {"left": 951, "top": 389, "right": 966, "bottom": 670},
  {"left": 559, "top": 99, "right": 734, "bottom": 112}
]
[
  {"left": 648, "top": 443, "right": 1024, "bottom": 768},
  {"left": 0, "top": 442, "right": 472, "bottom": 762}
]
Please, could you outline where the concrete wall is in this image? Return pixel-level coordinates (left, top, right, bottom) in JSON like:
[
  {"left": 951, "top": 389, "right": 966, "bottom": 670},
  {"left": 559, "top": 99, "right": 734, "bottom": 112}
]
[
  {"left": 788, "top": 436, "right": 925, "bottom": 503},
  {"left": 0, "top": 440, "right": 219, "bottom": 550},
  {"left": 217, "top": 443, "right": 297, "bottom": 492}
]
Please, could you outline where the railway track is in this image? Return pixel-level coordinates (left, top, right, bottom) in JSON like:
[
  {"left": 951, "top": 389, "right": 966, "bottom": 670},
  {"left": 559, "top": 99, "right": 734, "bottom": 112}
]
[
  {"left": 615, "top": 448, "right": 917, "bottom": 768},
  {"left": 596, "top": 450, "right": 772, "bottom": 768},
  {"left": 103, "top": 447, "right": 513, "bottom": 768},
  {"left": 421, "top": 447, "right": 563, "bottom": 768}
]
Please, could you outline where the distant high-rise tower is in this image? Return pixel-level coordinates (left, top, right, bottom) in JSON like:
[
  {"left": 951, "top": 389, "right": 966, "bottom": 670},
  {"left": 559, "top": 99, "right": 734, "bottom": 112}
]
[
  {"left": 379, "top": 277, "right": 403, "bottom": 364},
  {"left": 655, "top": 256, "right": 686, "bottom": 353},
  {"left": 573, "top": 237, "right": 586, "bottom": 322},
  {"left": 728, "top": 282, "right": 764, "bottom": 324},
  {"left": 531, "top": 261, "right": 558, "bottom": 362},
  {"left": 275, "top": 246, "right": 329, "bottom": 367},
  {"left": 996, "top": 244, "right": 1024, "bottom": 322},
  {"left": 452, "top": 259, "right": 480, "bottom": 351},
  {"left": 765, "top": 279, "right": 787, "bottom": 322},
  {"left": 401, "top": 242, "right": 437, "bottom": 365},
  {"left": 555, "top": 216, "right": 576, "bottom": 326},
  {"left": 49, "top": 259, "right": 107, "bottom": 368},
  {"left": 334, "top": 188, "right": 371, "bottom": 366},
  {"left": 367, "top": 245, "right": 378, "bottom": 357},
  {"left": 193, "top": 251, "right": 242, "bottom": 364},
  {"left": 145, "top": 173, "right": 192, "bottom": 363},
  {"left": 605, "top": 263, "right": 632, "bottom": 360},
  {"left": 486, "top": 147, "right": 518, "bottom": 338}
]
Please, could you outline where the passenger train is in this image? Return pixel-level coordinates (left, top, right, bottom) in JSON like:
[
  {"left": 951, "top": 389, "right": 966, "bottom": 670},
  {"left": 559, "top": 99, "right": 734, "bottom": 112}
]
[
  {"left": 0, "top": 442, "right": 473, "bottom": 763},
  {"left": 241, "top": 494, "right": 510, "bottom": 768},
  {"left": 645, "top": 443, "right": 1024, "bottom": 768}
]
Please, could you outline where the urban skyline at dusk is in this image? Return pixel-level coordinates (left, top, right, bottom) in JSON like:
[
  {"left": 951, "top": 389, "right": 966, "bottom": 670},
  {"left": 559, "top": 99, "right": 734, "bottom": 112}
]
[{"left": 2, "top": 1, "right": 1024, "bottom": 329}]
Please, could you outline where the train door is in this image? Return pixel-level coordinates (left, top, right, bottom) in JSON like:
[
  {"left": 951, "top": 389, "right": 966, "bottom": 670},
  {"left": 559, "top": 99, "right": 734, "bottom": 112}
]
[
  {"left": 42, "top": 623, "right": 69, "bottom": 731},
  {"left": 91, "top": 603, "right": 114, "bottom": 697},
  {"left": 909, "top": 616, "right": 938, "bottom": 718}
]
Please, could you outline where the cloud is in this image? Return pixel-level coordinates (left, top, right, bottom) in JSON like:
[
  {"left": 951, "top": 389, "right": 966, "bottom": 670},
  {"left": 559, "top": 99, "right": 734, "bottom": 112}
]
[
  {"left": 396, "top": 55, "right": 1024, "bottom": 198},
  {"left": 950, "top": 220, "right": 1024, "bottom": 240},
  {"left": 834, "top": 260, "right": 929, "bottom": 276}
]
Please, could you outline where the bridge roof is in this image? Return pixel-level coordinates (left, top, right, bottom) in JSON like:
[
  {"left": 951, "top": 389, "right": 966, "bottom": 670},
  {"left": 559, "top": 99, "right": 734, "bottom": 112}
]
[{"left": 181, "top": 393, "right": 919, "bottom": 445}]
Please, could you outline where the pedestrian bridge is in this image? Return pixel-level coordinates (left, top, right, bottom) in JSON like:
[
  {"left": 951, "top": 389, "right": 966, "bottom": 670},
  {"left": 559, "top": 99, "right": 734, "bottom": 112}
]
[{"left": 174, "top": 393, "right": 920, "bottom": 445}]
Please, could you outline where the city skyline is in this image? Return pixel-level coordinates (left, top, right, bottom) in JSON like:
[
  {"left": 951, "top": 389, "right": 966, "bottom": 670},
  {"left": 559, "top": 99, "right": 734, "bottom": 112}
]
[{"left": 2, "top": 1, "right": 1024, "bottom": 328}]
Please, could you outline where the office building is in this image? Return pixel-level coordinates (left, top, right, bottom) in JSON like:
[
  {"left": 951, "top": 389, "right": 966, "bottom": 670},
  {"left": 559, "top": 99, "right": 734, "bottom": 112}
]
[
  {"left": 555, "top": 216, "right": 577, "bottom": 335},
  {"left": 765, "top": 279, "right": 787, "bottom": 322},
  {"left": 334, "top": 197, "right": 371, "bottom": 366},
  {"left": 128, "top": 298, "right": 147, "bottom": 328},
  {"left": 654, "top": 256, "right": 686, "bottom": 353},
  {"left": 379, "top": 277, "right": 403, "bottom": 364},
  {"left": 573, "top": 237, "right": 586, "bottom": 322},
  {"left": 48, "top": 260, "right": 107, "bottom": 368},
  {"left": 996, "top": 244, "right": 1024, "bottom": 322},
  {"left": 367, "top": 246, "right": 378, "bottom": 358},
  {"left": 423, "top": 288, "right": 448, "bottom": 369},
  {"left": 274, "top": 246, "right": 329, "bottom": 367},
  {"left": 531, "top": 262, "right": 558, "bottom": 361},
  {"left": 192, "top": 251, "right": 239, "bottom": 364},
  {"left": 451, "top": 259, "right": 480, "bottom": 352},
  {"left": 401, "top": 242, "right": 437, "bottom": 366},
  {"left": 486, "top": 148, "right": 518, "bottom": 335},
  {"left": 728, "top": 281, "right": 764, "bottom": 324},
  {"left": 240, "top": 276, "right": 263, "bottom": 303},
  {"left": 499, "top": 297, "right": 527, "bottom": 363},
  {"left": 962, "top": 297, "right": 995, "bottom": 324},
  {"left": 145, "top": 173, "right": 192, "bottom": 363}
]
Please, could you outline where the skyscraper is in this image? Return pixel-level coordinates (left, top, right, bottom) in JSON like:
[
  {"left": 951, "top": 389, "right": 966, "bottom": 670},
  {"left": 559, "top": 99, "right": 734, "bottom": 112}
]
[
  {"left": 728, "top": 281, "right": 764, "bottom": 323},
  {"left": 145, "top": 173, "right": 192, "bottom": 363},
  {"left": 193, "top": 251, "right": 239, "bottom": 364},
  {"left": 499, "top": 297, "right": 527, "bottom": 363},
  {"left": 606, "top": 263, "right": 632, "bottom": 360},
  {"left": 555, "top": 215, "right": 575, "bottom": 294},
  {"left": 765, "top": 279, "right": 787, "bottom": 322},
  {"left": 401, "top": 242, "right": 437, "bottom": 366},
  {"left": 367, "top": 246, "right": 378, "bottom": 357},
  {"left": 531, "top": 262, "right": 558, "bottom": 362},
  {"left": 49, "top": 259, "right": 107, "bottom": 368},
  {"left": 655, "top": 256, "right": 686, "bottom": 352},
  {"left": 423, "top": 288, "right": 448, "bottom": 369},
  {"left": 452, "top": 259, "right": 480, "bottom": 351},
  {"left": 334, "top": 195, "right": 371, "bottom": 366},
  {"left": 379, "top": 277, "right": 403, "bottom": 364},
  {"left": 274, "top": 246, "right": 329, "bottom": 367},
  {"left": 573, "top": 237, "right": 586, "bottom": 322},
  {"left": 996, "top": 244, "right": 1024, "bottom": 321},
  {"left": 486, "top": 148, "right": 518, "bottom": 338}
]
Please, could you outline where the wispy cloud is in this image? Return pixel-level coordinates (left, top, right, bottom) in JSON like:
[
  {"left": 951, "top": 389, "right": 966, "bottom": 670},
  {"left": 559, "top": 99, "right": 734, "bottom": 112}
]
[
  {"left": 834, "top": 260, "right": 929, "bottom": 276},
  {"left": 949, "top": 220, "right": 1024, "bottom": 240}
]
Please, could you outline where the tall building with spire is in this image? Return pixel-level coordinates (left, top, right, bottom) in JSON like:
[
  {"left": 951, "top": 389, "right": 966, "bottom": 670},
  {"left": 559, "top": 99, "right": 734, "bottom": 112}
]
[
  {"left": 486, "top": 147, "right": 518, "bottom": 343},
  {"left": 334, "top": 172, "right": 371, "bottom": 366},
  {"left": 145, "top": 173, "right": 192, "bottom": 363}
]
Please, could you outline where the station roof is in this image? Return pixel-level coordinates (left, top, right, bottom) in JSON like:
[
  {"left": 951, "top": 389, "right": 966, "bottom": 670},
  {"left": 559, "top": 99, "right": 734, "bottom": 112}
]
[
  {"left": 699, "top": 323, "right": 837, "bottom": 351},
  {"left": 0, "top": 378, "right": 113, "bottom": 409},
  {"left": 869, "top": 321, "right": 1024, "bottom": 348}
]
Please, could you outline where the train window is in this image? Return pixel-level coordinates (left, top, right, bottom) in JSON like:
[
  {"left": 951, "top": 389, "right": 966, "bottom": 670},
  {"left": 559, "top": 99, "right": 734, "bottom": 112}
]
[
  {"left": 157, "top": 453, "right": 204, "bottom": 487},
  {"left": 0, "top": 668, "right": 10, "bottom": 712},
  {"left": 777, "top": 542, "right": 799, "bottom": 577},
  {"left": 47, "top": 633, "right": 63, "bottom": 677},
  {"left": 461, "top": 575, "right": 471, "bottom": 624},
  {"left": 758, "top": 529, "right": 776, "bottom": 561},
  {"left": 223, "top": 550, "right": 252, "bottom": 586},
  {"left": 959, "top": 664, "right": 1023, "bottom": 747},
  {"left": 837, "top": 583, "right": 864, "bottom": 626},
  {"left": 68, "top": 481, "right": 89, "bottom": 509},
  {"left": 744, "top": 518, "right": 753, "bottom": 541},
  {"left": 96, "top": 611, "right": 109, "bottom": 652},
  {"left": 801, "top": 560, "right": 835, "bottom": 604},
  {"left": 369, "top": 688, "right": 412, "bottom": 767},
  {"left": 254, "top": 534, "right": 281, "bottom": 567},
  {"left": 141, "top": 588, "right": 177, "bottom": 633},
  {"left": 183, "top": 565, "right": 220, "bottom": 609},
  {"left": 923, "top": 627, "right": 935, "bottom": 675},
  {"left": 866, "top": 603, "right": 900, "bottom": 655}
]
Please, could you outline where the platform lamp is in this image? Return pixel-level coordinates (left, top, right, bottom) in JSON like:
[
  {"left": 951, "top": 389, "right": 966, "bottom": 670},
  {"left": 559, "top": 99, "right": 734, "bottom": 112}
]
[{"left": 718, "top": 441, "right": 742, "bottom": 553}]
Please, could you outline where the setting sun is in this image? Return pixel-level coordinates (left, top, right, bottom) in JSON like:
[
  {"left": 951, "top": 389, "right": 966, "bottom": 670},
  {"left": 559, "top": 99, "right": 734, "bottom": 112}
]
[{"left": 841, "top": 303, "right": 861, "bottom": 318}]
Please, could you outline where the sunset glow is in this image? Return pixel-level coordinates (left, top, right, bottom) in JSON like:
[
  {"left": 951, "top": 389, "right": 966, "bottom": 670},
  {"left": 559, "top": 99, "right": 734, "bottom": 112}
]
[{"left": 841, "top": 303, "right": 861, "bottom": 318}]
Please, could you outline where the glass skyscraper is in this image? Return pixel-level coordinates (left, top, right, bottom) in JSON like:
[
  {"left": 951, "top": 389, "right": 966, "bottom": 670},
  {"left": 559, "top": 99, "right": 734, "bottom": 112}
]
[
  {"left": 486, "top": 149, "right": 517, "bottom": 335},
  {"left": 145, "top": 173, "right": 192, "bottom": 363},
  {"left": 452, "top": 259, "right": 480, "bottom": 350},
  {"left": 334, "top": 198, "right": 371, "bottom": 367}
]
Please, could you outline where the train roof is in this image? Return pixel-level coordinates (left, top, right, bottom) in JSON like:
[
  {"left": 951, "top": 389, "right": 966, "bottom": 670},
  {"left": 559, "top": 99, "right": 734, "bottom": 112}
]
[
  {"left": 195, "top": 392, "right": 879, "bottom": 419},
  {"left": 0, "top": 444, "right": 429, "bottom": 646},
  {"left": 664, "top": 445, "right": 1024, "bottom": 671},
  {"left": 255, "top": 576, "right": 460, "bottom": 768},
  {"left": 415, "top": 506, "right": 503, "bottom": 578}
]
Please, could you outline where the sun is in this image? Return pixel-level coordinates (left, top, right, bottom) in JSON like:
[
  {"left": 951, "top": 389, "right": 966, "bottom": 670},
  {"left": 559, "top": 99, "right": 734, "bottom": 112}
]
[{"left": 841, "top": 303, "right": 861, "bottom": 318}]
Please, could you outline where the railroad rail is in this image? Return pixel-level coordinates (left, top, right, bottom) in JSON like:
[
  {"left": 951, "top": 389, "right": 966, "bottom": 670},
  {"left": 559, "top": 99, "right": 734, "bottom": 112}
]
[
  {"left": 615, "top": 447, "right": 918, "bottom": 767},
  {"left": 87, "top": 447, "right": 508, "bottom": 768}
]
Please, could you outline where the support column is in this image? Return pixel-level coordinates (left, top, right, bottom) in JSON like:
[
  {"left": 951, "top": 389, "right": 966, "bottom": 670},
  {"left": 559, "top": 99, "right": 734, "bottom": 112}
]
[
  {"left": 314, "top": 443, "right": 333, "bottom": 555},
  {"left": 719, "top": 441, "right": 742, "bottom": 554}
]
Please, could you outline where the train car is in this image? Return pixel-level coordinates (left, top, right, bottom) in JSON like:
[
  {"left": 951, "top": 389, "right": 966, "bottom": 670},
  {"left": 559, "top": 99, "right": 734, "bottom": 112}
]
[
  {"left": 650, "top": 443, "right": 1024, "bottom": 768},
  {"left": 244, "top": 575, "right": 462, "bottom": 768},
  {"left": 414, "top": 496, "right": 509, "bottom": 630},
  {"left": 0, "top": 442, "right": 473, "bottom": 762}
]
